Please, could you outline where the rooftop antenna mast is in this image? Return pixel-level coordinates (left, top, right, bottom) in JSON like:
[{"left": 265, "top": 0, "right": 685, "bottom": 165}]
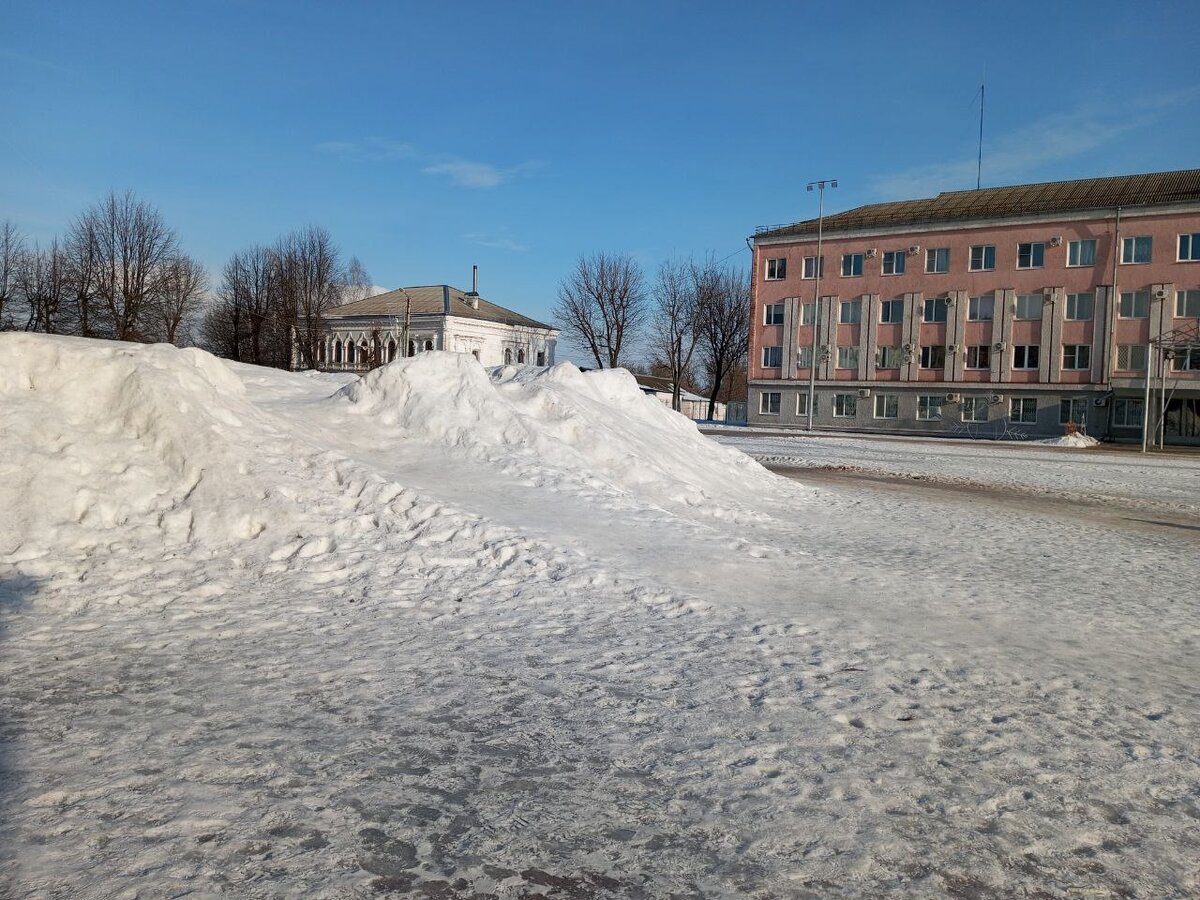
[{"left": 976, "top": 82, "right": 985, "bottom": 190}]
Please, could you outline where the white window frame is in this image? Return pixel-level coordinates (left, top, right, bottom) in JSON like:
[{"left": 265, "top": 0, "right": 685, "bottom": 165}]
[
  {"left": 922, "top": 297, "right": 948, "bottom": 323},
  {"left": 802, "top": 256, "right": 825, "bottom": 279},
  {"left": 1113, "top": 397, "right": 1144, "bottom": 428},
  {"left": 1010, "top": 397, "right": 1037, "bottom": 424},
  {"left": 832, "top": 393, "right": 857, "bottom": 418},
  {"left": 760, "top": 391, "right": 781, "bottom": 415},
  {"left": 916, "top": 395, "right": 943, "bottom": 421},
  {"left": 965, "top": 345, "right": 990, "bottom": 369},
  {"left": 836, "top": 346, "right": 859, "bottom": 369},
  {"left": 1179, "top": 233, "right": 1200, "bottom": 262},
  {"left": 762, "top": 345, "right": 783, "bottom": 368},
  {"left": 969, "top": 245, "right": 996, "bottom": 272},
  {"left": 841, "top": 253, "right": 864, "bottom": 277},
  {"left": 876, "top": 346, "right": 901, "bottom": 369},
  {"left": 925, "top": 247, "right": 950, "bottom": 274},
  {"left": 1172, "top": 348, "right": 1200, "bottom": 371},
  {"left": 968, "top": 295, "right": 994, "bottom": 321},
  {"left": 882, "top": 250, "right": 905, "bottom": 275},
  {"left": 796, "top": 346, "right": 814, "bottom": 368},
  {"left": 795, "top": 393, "right": 816, "bottom": 416},
  {"left": 874, "top": 394, "right": 898, "bottom": 419},
  {"left": 1012, "top": 345, "right": 1040, "bottom": 370},
  {"left": 1062, "top": 345, "right": 1090, "bottom": 370},
  {"left": 763, "top": 303, "right": 785, "bottom": 325},
  {"left": 1176, "top": 290, "right": 1200, "bottom": 318},
  {"left": 765, "top": 258, "right": 787, "bottom": 280},
  {"left": 920, "top": 345, "right": 946, "bottom": 369},
  {"left": 800, "top": 302, "right": 816, "bottom": 325},
  {"left": 879, "top": 298, "right": 903, "bottom": 323},
  {"left": 1116, "top": 344, "right": 1147, "bottom": 371},
  {"left": 1059, "top": 397, "right": 1088, "bottom": 426},
  {"left": 1014, "top": 294, "right": 1043, "bottom": 320},
  {"left": 961, "top": 396, "right": 988, "bottom": 423},
  {"left": 1118, "top": 291, "right": 1150, "bottom": 319},
  {"left": 1067, "top": 239, "right": 1097, "bottom": 267},
  {"left": 1017, "top": 242, "right": 1045, "bottom": 269},
  {"left": 839, "top": 299, "right": 862, "bottom": 324},
  {"left": 1065, "top": 293, "right": 1094, "bottom": 321},
  {"left": 1121, "top": 236, "right": 1152, "bottom": 265}
]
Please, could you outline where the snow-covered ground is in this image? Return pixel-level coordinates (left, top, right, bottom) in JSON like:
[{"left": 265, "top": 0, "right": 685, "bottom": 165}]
[{"left": 2, "top": 334, "right": 1199, "bottom": 898}]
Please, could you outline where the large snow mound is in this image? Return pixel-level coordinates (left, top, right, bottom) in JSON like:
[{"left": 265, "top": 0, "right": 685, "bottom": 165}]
[
  {"left": 338, "top": 353, "right": 775, "bottom": 513},
  {"left": 0, "top": 334, "right": 269, "bottom": 556}
]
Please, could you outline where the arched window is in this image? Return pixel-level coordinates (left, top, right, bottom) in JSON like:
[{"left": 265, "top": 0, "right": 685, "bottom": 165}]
[
  {"left": 536, "top": 351, "right": 545, "bottom": 366},
  {"left": 317, "top": 342, "right": 326, "bottom": 363},
  {"left": 346, "top": 341, "right": 355, "bottom": 364},
  {"left": 424, "top": 339, "right": 434, "bottom": 352},
  {"left": 386, "top": 339, "right": 396, "bottom": 362},
  {"left": 517, "top": 349, "right": 526, "bottom": 364},
  {"left": 407, "top": 340, "right": 416, "bottom": 358},
  {"left": 334, "top": 340, "right": 343, "bottom": 363},
  {"left": 472, "top": 350, "right": 480, "bottom": 360},
  {"left": 504, "top": 348, "right": 513, "bottom": 365},
  {"left": 359, "top": 342, "right": 369, "bottom": 365}
]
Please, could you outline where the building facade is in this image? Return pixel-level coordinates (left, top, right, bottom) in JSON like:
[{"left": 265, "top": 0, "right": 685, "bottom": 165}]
[
  {"left": 748, "top": 170, "right": 1200, "bottom": 443},
  {"left": 312, "top": 284, "right": 558, "bottom": 372}
]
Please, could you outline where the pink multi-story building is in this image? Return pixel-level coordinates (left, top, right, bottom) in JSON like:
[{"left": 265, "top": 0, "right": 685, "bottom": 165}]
[{"left": 748, "top": 170, "right": 1200, "bottom": 443}]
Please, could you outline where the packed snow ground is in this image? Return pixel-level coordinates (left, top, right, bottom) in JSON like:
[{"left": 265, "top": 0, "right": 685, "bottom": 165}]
[{"left": 2, "top": 334, "right": 1199, "bottom": 898}]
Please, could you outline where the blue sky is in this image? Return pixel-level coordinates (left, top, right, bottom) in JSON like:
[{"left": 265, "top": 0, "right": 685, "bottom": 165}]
[{"left": 4, "top": 0, "right": 1199, "bottom": 347}]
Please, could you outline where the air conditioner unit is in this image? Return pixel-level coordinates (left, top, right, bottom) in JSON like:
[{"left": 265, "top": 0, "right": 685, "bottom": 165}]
[
  {"left": 1050, "top": 235, "right": 1063, "bottom": 247},
  {"left": 865, "top": 248, "right": 877, "bottom": 259},
  {"left": 944, "top": 393, "right": 961, "bottom": 403},
  {"left": 908, "top": 245, "right": 921, "bottom": 255},
  {"left": 989, "top": 393, "right": 1003, "bottom": 405},
  {"left": 993, "top": 341, "right": 1007, "bottom": 351},
  {"left": 857, "top": 388, "right": 871, "bottom": 399},
  {"left": 1153, "top": 288, "right": 1170, "bottom": 301},
  {"left": 1093, "top": 396, "right": 1109, "bottom": 407}
]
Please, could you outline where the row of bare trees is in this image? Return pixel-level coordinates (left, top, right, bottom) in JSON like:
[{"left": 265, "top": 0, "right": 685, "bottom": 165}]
[
  {"left": 553, "top": 252, "right": 749, "bottom": 419},
  {"left": 0, "top": 194, "right": 207, "bottom": 342}
]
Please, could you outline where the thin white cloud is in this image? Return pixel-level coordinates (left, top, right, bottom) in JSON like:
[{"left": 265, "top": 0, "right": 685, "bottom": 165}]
[
  {"left": 464, "top": 232, "right": 528, "bottom": 252},
  {"left": 316, "top": 137, "right": 542, "bottom": 190},
  {"left": 872, "top": 92, "right": 1200, "bottom": 199},
  {"left": 422, "top": 158, "right": 543, "bottom": 190},
  {"left": 315, "top": 138, "right": 417, "bottom": 162}
]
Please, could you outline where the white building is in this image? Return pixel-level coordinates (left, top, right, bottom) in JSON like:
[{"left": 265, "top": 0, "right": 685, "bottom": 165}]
[{"left": 313, "top": 284, "right": 558, "bottom": 371}]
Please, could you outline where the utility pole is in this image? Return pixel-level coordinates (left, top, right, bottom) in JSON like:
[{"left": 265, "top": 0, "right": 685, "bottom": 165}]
[{"left": 805, "top": 179, "right": 837, "bottom": 431}]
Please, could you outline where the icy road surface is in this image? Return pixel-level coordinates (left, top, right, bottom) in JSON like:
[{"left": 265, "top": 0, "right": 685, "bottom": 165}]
[{"left": 2, "top": 335, "right": 1199, "bottom": 898}]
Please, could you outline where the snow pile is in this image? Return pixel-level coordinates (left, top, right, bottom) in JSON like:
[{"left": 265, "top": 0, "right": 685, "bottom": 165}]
[
  {"left": 1039, "top": 432, "right": 1101, "bottom": 448},
  {"left": 338, "top": 354, "right": 774, "bottom": 513},
  {"left": 0, "top": 334, "right": 274, "bottom": 558}
]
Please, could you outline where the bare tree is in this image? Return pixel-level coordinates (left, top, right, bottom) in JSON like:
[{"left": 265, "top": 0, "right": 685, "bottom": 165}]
[
  {"left": 341, "top": 255, "right": 373, "bottom": 304},
  {"left": 0, "top": 220, "right": 25, "bottom": 330},
  {"left": 67, "top": 191, "right": 180, "bottom": 341},
  {"left": 649, "top": 258, "right": 702, "bottom": 412},
  {"left": 275, "top": 226, "right": 342, "bottom": 370},
  {"left": 696, "top": 265, "right": 750, "bottom": 421},
  {"left": 152, "top": 255, "right": 207, "bottom": 345},
  {"left": 553, "top": 252, "right": 646, "bottom": 368},
  {"left": 16, "top": 239, "right": 70, "bottom": 333}
]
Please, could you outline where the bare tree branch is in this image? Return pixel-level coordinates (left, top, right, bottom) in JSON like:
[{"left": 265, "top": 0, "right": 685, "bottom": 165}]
[
  {"left": 696, "top": 264, "right": 750, "bottom": 421},
  {"left": 553, "top": 252, "right": 646, "bottom": 368}
]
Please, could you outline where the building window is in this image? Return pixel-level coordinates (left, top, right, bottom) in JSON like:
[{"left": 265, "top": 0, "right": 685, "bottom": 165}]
[
  {"left": 1014, "top": 294, "right": 1043, "bottom": 320},
  {"left": 764, "top": 303, "right": 785, "bottom": 325},
  {"left": 426, "top": 339, "right": 436, "bottom": 352},
  {"left": 882, "top": 250, "right": 906, "bottom": 275},
  {"left": 1013, "top": 345, "right": 1040, "bottom": 369},
  {"left": 796, "top": 346, "right": 814, "bottom": 368},
  {"left": 969, "top": 245, "right": 996, "bottom": 271},
  {"left": 1177, "top": 290, "right": 1200, "bottom": 318},
  {"left": 802, "top": 256, "right": 825, "bottom": 279},
  {"left": 1065, "top": 293, "right": 1094, "bottom": 320},
  {"left": 1116, "top": 344, "right": 1147, "bottom": 370},
  {"left": 504, "top": 348, "right": 513, "bottom": 364},
  {"left": 1113, "top": 397, "right": 1144, "bottom": 428},
  {"left": 925, "top": 248, "right": 950, "bottom": 274},
  {"left": 920, "top": 345, "right": 946, "bottom": 369},
  {"left": 536, "top": 351, "right": 546, "bottom": 366},
  {"left": 386, "top": 339, "right": 397, "bottom": 362},
  {"left": 800, "top": 302, "right": 816, "bottom": 325},
  {"left": 1172, "top": 348, "right": 1200, "bottom": 371},
  {"left": 796, "top": 393, "right": 817, "bottom": 416},
  {"left": 1017, "top": 242, "right": 1045, "bottom": 269},
  {"left": 1067, "top": 239, "right": 1097, "bottom": 267},
  {"left": 961, "top": 396, "right": 988, "bottom": 423},
  {"left": 345, "top": 341, "right": 355, "bottom": 364},
  {"left": 762, "top": 346, "right": 783, "bottom": 367},
  {"left": 1010, "top": 397, "right": 1037, "bottom": 423},
  {"left": 837, "top": 346, "right": 859, "bottom": 369},
  {"left": 922, "top": 297, "right": 948, "bottom": 323},
  {"left": 1118, "top": 291, "right": 1150, "bottom": 318},
  {"left": 841, "top": 253, "right": 864, "bottom": 277},
  {"left": 765, "top": 258, "right": 787, "bottom": 280},
  {"left": 917, "top": 396, "right": 943, "bottom": 421},
  {"left": 874, "top": 394, "right": 898, "bottom": 419},
  {"left": 966, "top": 345, "right": 991, "bottom": 369},
  {"left": 517, "top": 347, "right": 525, "bottom": 363},
  {"left": 880, "top": 298, "right": 903, "bottom": 323},
  {"left": 968, "top": 295, "right": 994, "bottom": 321},
  {"left": 876, "top": 346, "right": 901, "bottom": 369},
  {"left": 1179, "top": 233, "right": 1200, "bottom": 262},
  {"left": 1121, "top": 236, "right": 1152, "bottom": 264},
  {"left": 833, "top": 394, "right": 857, "bottom": 417},
  {"left": 839, "top": 299, "right": 862, "bottom": 324},
  {"left": 760, "top": 391, "right": 781, "bottom": 415},
  {"left": 1060, "top": 397, "right": 1088, "bottom": 425},
  {"left": 1062, "top": 345, "right": 1091, "bottom": 370}
]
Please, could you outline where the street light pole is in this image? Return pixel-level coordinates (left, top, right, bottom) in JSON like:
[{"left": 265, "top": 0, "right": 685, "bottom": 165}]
[{"left": 805, "top": 179, "right": 836, "bottom": 431}]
